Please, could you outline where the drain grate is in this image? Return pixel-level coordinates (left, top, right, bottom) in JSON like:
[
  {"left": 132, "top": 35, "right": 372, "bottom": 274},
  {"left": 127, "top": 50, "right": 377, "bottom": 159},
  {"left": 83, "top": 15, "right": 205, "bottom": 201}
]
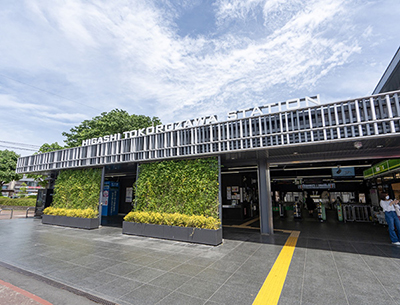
[{"left": 0, "top": 261, "right": 118, "bottom": 305}]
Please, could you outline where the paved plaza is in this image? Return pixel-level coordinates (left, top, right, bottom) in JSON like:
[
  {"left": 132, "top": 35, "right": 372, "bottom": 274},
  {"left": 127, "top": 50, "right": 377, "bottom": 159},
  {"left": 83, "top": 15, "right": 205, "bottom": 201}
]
[{"left": 0, "top": 216, "right": 400, "bottom": 304}]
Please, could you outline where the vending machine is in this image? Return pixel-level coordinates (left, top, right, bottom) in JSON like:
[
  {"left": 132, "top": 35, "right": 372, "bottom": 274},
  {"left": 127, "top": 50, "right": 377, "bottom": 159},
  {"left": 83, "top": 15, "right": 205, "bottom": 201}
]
[{"left": 101, "top": 181, "right": 120, "bottom": 216}]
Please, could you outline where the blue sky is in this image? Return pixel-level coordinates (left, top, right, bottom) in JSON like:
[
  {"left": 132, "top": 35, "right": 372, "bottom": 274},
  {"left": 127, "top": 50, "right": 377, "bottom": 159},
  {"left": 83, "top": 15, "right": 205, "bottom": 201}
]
[{"left": 1, "top": 0, "right": 399, "bottom": 156}]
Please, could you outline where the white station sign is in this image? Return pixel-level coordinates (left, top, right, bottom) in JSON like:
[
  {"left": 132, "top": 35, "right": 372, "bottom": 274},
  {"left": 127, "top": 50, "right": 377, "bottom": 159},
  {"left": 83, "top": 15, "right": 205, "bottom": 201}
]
[{"left": 82, "top": 95, "right": 320, "bottom": 146}]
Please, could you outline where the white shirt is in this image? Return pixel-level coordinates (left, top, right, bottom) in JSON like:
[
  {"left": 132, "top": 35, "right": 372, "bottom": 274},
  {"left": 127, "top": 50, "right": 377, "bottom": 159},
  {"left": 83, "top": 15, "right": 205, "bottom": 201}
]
[{"left": 380, "top": 199, "right": 396, "bottom": 212}]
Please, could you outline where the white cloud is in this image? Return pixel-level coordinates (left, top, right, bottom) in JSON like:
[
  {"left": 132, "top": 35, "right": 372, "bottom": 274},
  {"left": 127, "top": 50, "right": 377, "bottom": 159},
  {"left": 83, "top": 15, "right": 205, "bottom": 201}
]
[
  {"left": 104, "top": 0, "right": 362, "bottom": 121},
  {"left": 39, "top": 112, "right": 88, "bottom": 122},
  {"left": 8, "top": 0, "right": 361, "bottom": 118},
  {"left": 0, "top": 94, "right": 87, "bottom": 124},
  {"left": 1, "top": 0, "right": 399, "bottom": 153},
  {"left": 215, "top": 0, "right": 264, "bottom": 23},
  {"left": 0, "top": 94, "right": 45, "bottom": 110}
]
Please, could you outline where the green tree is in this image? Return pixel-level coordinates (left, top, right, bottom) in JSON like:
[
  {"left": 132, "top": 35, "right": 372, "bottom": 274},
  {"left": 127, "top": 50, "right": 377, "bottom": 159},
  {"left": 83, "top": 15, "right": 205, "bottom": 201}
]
[
  {"left": 62, "top": 109, "right": 161, "bottom": 147},
  {"left": 37, "top": 142, "right": 64, "bottom": 153},
  {"left": 20, "top": 182, "right": 28, "bottom": 197},
  {"left": 0, "top": 150, "right": 22, "bottom": 190}
]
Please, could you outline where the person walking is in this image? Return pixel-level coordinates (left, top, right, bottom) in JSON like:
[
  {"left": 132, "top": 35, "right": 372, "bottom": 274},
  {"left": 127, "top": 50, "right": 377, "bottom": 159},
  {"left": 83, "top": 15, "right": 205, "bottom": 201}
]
[
  {"left": 380, "top": 193, "right": 400, "bottom": 245},
  {"left": 306, "top": 194, "right": 316, "bottom": 217}
]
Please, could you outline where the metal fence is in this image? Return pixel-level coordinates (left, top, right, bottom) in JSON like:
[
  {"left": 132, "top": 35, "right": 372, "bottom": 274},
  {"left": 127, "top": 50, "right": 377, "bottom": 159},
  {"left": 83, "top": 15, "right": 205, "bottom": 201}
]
[
  {"left": 342, "top": 204, "right": 374, "bottom": 223},
  {"left": 16, "top": 90, "right": 400, "bottom": 174}
]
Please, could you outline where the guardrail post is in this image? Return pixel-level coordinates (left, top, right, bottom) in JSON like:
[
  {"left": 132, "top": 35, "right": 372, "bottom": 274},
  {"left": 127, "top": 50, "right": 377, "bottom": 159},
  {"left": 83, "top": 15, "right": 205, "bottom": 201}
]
[
  {"left": 26, "top": 207, "right": 35, "bottom": 218},
  {"left": 0, "top": 208, "right": 13, "bottom": 219}
]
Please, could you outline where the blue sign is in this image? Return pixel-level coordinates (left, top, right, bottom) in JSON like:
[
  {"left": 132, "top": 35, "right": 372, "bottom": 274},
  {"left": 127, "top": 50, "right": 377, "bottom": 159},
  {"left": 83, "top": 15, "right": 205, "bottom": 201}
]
[
  {"left": 101, "top": 181, "right": 120, "bottom": 216},
  {"left": 332, "top": 167, "right": 355, "bottom": 177}
]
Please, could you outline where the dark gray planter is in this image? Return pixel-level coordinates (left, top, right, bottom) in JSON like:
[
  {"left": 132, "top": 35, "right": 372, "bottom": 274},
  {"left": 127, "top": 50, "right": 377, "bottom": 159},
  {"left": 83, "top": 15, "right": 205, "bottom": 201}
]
[
  {"left": 141, "top": 223, "right": 165, "bottom": 239},
  {"left": 191, "top": 227, "right": 223, "bottom": 246},
  {"left": 42, "top": 214, "right": 99, "bottom": 230},
  {"left": 164, "top": 225, "right": 191, "bottom": 241},
  {"left": 122, "top": 221, "right": 222, "bottom": 246}
]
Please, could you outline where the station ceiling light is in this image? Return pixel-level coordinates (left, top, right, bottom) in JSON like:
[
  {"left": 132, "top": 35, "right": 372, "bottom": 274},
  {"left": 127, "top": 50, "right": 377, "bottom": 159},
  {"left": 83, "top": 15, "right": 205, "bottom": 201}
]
[
  {"left": 105, "top": 173, "right": 127, "bottom": 177},
  {"left": 228, "top": 166, "right": 257, "bottom": 170},
  {"left": 283, "top": 164, "right": 371, "bottom": 171}
]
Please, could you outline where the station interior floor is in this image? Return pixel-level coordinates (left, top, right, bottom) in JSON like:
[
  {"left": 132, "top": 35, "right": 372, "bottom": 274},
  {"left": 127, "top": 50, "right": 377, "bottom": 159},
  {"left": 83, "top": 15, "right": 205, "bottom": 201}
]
[
  {"left": 103, "top": 208, "right": 394, "bottom": 251},
  {"left": 222, "top": 208, "right": 394, "bottom": 251}
]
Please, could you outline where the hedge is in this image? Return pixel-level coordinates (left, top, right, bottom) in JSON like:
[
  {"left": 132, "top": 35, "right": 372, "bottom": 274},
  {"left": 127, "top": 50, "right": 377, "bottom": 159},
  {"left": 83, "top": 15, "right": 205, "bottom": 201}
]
[{"left": 0, "top": 197, "right": 36, "bottom": 207}]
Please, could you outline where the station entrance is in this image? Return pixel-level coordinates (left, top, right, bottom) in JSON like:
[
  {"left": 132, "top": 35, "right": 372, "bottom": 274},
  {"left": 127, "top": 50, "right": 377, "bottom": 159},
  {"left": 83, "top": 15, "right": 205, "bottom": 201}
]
[
  {"left": 100, "top": 163, "right": 137, "bottom": 227},
  {"left": 98, "top": 152, "right": 400, "bottom": 236},
  {"left": 220, "top": 157, "right": 400, "bottom": 238}
]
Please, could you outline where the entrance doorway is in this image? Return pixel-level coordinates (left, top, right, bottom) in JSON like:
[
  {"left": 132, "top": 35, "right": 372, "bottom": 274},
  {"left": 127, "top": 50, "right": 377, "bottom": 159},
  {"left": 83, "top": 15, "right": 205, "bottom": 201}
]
[
  {"left": 220, "top": 159, "right": 384, "bottom": 239},
  {"left": 101, "top": 164, "right": 137, "bottom": 227},
  {"left": 221, "top": 167, "right": 261, "bottom": 230}
]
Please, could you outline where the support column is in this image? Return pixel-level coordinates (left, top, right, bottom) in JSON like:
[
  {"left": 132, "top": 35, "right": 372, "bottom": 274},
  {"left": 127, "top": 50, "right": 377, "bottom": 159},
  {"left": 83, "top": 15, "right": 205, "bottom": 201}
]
[
  {"left": 257, "top": 159, "right": 273, "bottom": 234},
  {"left": 218, "top": 156, "right": 222, "bottom": 227},
  {"left": 98, "top": 166, "right": 105, "bottom": 226}
]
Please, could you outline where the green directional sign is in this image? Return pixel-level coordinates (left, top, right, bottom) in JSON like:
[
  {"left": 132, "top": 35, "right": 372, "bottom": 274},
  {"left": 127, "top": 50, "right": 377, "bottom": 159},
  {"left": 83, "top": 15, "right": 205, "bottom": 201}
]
[
  {"left": 363, "top": 167, "right": 374, "bottom": 178},
  {"left": 363, "top": 159, "right": 400, "bottom": 178}
]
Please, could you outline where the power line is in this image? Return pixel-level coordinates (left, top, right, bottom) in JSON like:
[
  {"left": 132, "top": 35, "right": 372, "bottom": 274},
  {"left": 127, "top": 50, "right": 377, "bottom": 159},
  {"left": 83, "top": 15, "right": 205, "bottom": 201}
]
[
  {"left": 0, "top": 144, "right": 38, "bottom": 151},
  {"left": 0, "top": 140, "right": 41, "bottom": 148},
  {"left": 0, "top": 74, "right": 102, "bottom": 112}
]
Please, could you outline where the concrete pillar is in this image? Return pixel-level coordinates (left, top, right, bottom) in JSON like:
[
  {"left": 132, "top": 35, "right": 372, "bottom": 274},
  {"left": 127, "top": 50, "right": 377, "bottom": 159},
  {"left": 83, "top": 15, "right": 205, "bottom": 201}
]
[
  {"left": 257, "top": 159, "right": 273, "bottom": 234},
  {"left": 218, "top": 156, "right": 222, "bottom": 227},
  {"left": 98, "top": 167, "right": 105, "bottom": 226}
]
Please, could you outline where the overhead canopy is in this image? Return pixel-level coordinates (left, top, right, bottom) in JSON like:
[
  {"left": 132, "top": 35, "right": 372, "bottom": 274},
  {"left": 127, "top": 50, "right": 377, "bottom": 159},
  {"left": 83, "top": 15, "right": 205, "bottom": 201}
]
[{"left": 373, "top": 47, "right": 400, "bottom": 94}]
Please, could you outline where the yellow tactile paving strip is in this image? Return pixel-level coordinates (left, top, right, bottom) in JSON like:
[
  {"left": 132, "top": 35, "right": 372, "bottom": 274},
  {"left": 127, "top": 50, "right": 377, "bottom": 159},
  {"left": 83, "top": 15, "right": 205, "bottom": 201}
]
[
  {"left": 222, "top": 217, "right": 260, "bottom": 230},
  {"left": 240, "top": 217, "right": 260, "bottom": 227},
  {"left": 252, "top": 230, "right": 300, "bottom": 305}
]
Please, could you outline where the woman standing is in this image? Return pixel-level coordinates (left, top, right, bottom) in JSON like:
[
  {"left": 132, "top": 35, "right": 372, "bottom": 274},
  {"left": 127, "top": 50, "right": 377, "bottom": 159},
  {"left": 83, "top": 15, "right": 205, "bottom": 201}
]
[{"left": 380, "top": 193, "right": 400, "bottom": 245}]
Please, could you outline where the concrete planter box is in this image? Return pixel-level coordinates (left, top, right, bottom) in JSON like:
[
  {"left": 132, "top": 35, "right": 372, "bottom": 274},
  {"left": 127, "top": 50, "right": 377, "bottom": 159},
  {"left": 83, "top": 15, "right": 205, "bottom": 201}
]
[
  {"left": 122, "top": 221, "right": 222, "bottom": 246},
  {"left": 42, "top": 214, "right": 99, "bottom": 230}
]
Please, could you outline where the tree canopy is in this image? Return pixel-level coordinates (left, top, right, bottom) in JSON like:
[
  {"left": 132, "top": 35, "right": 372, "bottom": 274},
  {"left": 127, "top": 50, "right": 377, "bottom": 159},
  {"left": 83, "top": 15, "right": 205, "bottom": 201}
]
[
  {"left": 62, "top": 109, "right": 161, "bottom": 147},
  {"left": 0, "top": 150, "right": 22, "bottom": 189},
  {"left": 37, "top": 142, "right": 64, "bottom": 153}
]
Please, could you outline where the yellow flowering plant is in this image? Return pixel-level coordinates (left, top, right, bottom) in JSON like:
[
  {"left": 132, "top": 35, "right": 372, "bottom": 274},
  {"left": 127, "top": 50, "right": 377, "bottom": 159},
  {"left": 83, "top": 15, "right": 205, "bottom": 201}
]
[
  {"left": 44, "top": 207, "right": 98, "bottom": 219},
  {"left": 124, "top": 211, "right": 220, "bottom": 230}
]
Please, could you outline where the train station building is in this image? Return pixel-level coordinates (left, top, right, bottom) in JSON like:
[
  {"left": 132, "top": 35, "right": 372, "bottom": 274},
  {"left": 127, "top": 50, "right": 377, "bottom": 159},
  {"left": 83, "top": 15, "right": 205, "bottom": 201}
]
[{"left": 16, "top": 47, "right": 400, "bottom": 236}]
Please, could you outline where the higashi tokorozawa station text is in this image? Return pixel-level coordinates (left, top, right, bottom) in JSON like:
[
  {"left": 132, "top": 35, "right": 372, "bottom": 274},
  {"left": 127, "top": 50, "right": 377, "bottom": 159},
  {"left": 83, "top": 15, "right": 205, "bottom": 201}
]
[{"left": 81, "top": 95, "right": 320, "bottom": 146}]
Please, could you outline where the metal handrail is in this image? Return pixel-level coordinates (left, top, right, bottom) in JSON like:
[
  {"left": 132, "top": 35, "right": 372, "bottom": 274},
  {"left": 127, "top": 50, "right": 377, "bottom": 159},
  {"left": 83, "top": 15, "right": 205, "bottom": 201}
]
[
  {"left": 0, "top": 208, "right": 14, "bottom": 219},
  {"left": 26, "top": 207, "right": 35, "bottom": 218}
]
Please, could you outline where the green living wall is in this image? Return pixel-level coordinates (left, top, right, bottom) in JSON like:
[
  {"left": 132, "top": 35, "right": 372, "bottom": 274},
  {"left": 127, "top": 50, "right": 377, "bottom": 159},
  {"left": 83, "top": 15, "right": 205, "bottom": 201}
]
[
  {"left": 52, "top": 168, "right": 101, "bottom": 210},
  {"left": 135, "top": 158, "right": 220, "bottom": 219}
]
